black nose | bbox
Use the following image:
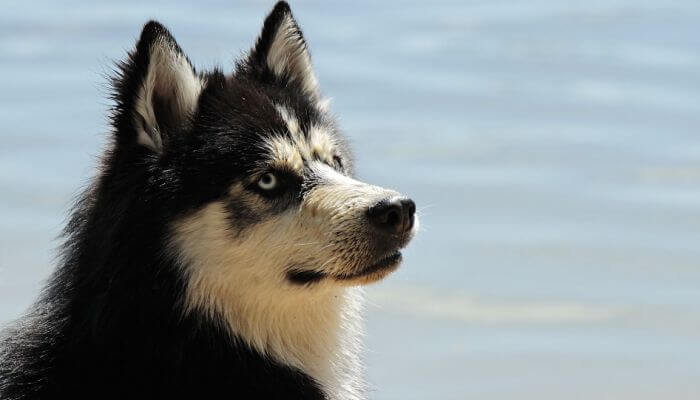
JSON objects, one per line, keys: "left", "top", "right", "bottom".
{"left": 367, "top": 197, "right": 416, "bottom": 235}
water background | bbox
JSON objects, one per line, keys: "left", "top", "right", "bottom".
{"left": 1, "top": 1, "right": 699, "bottom": 398}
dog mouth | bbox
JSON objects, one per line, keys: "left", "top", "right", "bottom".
{"left": 286, "top": 251, "right": 403, "bottom": 286}
{"left": 333, "top": 251, "right": 403, "bottom": 282}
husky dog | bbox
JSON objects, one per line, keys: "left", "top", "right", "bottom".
{"left": 0, "top": 2, "right": 417, "bottom": 399}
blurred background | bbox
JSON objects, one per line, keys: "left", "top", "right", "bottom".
{"left": 1, "top": 0, "right": 699, "bottom": 398}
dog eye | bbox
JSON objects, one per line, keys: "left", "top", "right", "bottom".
{"left": 257, "top": 173, "right": 277, "bottom": 190}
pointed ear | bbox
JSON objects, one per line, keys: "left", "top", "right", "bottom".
{"left": 246, "top": 2, "right": 320, "bottom": 100}
{"left": 113, "top": 21, "right": 203, "bottom": 153}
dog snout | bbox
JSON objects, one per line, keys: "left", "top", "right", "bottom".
{"left": 367, "top": 196, "right": 416, "bottom": 235}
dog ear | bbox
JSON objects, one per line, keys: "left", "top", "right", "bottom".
{"left": 245, "top": 1, "right": 320, "bottom": 100}
{"left": 112, "top": 21, "right": 203, "bottom": 153}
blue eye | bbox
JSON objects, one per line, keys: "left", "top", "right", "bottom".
{"left": 257, "top": 172, "right": 277, "bottom": 190}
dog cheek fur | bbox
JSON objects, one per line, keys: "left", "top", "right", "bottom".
{"left": 169, "top": 199, "right": 367, "bottom": 399}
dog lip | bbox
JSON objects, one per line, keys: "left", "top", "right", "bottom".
{"left": 366, "top": 251, "right": 402, "bottom": 273}
{"left": 287, "top": 268, "right": 327, "bottom": 285}
{"left": 334, "top": 251, "right": 403, "bottom": 280}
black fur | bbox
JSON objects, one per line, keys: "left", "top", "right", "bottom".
{"left": 0, "top": 2, "right": 347, "bottom": 399}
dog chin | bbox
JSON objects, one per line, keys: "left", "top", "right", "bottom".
{"left": 332, "top": 251, "right": 403, "bottom": 286}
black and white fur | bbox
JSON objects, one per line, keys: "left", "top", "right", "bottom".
{"left": 0, "top": 3, "right": 417, "bottom": 399}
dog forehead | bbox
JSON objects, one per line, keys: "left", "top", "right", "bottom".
{"left": 261, "top": 104, "right": 337, "bottom": 173}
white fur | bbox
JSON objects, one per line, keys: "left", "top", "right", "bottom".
{"left": 266, "top": 14, "right": 320, "bottom": 100}
{"left": 170, "top": 198, "right": 367, "bottom": 400}
{"left": 270, "top": 104, "right": 338, "bottom": 168}
{"left": 317, "top": 97, "right": 333, "bottom": 113}
{"left": 134, "top": 39, "right": 203, "bottom": 152}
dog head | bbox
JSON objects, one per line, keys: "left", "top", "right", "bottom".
{"left": 110, "top": 2, "right": 418, "bottom": 308}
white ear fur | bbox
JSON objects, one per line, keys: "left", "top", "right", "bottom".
{"left": 134, "top": 40, "right": 203, "bottom": 152}
{"left": 265, "top": 13, "right": 320, "bottom": 100}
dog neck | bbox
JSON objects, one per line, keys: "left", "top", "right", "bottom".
{"left": 231, "top": 287, "right": 364, "bottom": 400}
{"left": 184, "top": 274, "right": 366, "bottom": 400}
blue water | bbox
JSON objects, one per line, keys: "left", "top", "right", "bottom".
{"left": 1, "top": 1, "right": 699, "bottom": 398}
